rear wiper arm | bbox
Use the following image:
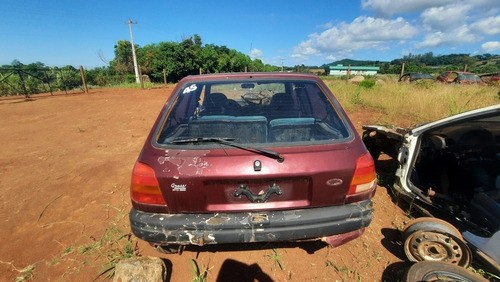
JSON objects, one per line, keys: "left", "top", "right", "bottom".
{"left": 171, "top": 137, "right": 237, "bottom": 144}
{"left": 171, "top": 137, "right": 284, "bottom": 162}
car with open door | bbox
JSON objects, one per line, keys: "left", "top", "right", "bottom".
{"left": 362, "top": 105, "right": 500, "bottom": 275}
{"left": 129, "top": 72, "right": 377, "bottom": 253}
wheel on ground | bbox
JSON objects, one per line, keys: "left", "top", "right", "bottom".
{"left": 404, "top": 230, "right": 472, "bottom": 268}
{"left": 406, "top": 261, "right": 488, "bottom": 282}
{"left": 402, "top": 217, "right": 462, "bottom": 241}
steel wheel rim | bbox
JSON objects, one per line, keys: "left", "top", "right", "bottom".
{"left": 404, "top": 230, "right": 472, "bottom": 267}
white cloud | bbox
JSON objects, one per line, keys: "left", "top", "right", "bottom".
{"left": 291, "top": 39, "right": 319, "bottom": 61}
{"left": 471, "top": 16, "right": 500, "bottom": 35}
{"left": 249, "top": 48, "right": 263, "bottom": 60}
{"left": 291, "top": 0, "right": 500, "bottom": 64}
{"left": 361, "top": 0, "right": 454, "bottom": 16}
{"left": 292, "top": 17, "right": 417, "bottom": 62}
{"left": 420, "top": 4, "right": 471, "bottom": 31}
{"left": 481, "top": 41, "right": 500, "bottom": 52}
{"left": 415, "top": 25, "right": 476, "bottom": 48}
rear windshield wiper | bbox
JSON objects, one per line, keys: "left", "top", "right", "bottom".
{"left": 171, "top": 137, "right": 284, "bottom": 162}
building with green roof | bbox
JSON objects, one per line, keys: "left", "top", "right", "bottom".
{"left": 328, "top": 64, "right": 380, "bottom": 76}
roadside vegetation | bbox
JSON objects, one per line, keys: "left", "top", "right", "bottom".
{"left": 326, "top": 52, "right": 500, "bottom": 75}
{"left": 1, "top": 33, "right": 498, "bottom": 96}
{"left": 326, "top": 75, "right": 499, "bottom": 126}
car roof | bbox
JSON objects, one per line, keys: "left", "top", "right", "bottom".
{"left": 480, "top": 72, "right": 500, "bottom": 76}
{"left": 179, "top": 72, "right": 321, "bottom": 83}
{"left": 445, "top": 71, "right": 475, "bottom": 74}
{"left": 411, "top": 104, "right": 500, "bottom": 136}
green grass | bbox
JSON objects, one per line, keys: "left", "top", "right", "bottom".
{"left": 190, "top": 259, "right": 211, "bottom": 282}
{"left": 0, "top": 261, "right": 36, "bottom": 282}
{"left": 45, "top": 201, "right": 139, "bottom": 280}
{"left": 333, "top": 264, "right": 362, "bottom": 282}
{"left": 265, "top": 248, "right": 285, "bottom": 271}
{"left": 15, "top": 264, "right": 35, "bottom": 282}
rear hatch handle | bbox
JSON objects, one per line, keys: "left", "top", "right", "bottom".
{"left": 234, "top": 183, "right": 282, "bottom": 203}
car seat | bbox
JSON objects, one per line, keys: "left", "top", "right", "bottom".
{"left": 267, "top": 93, "right": 298, "bottom": 120}
{"left": 202, "top": 93, "right": 228, "bottom": 115}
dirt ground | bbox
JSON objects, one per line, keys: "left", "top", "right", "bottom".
{"left": 0, "top": 87, "right": 413, "bottom": 281}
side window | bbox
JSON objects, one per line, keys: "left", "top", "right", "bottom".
{"left": 294, "top": 83, "right": 328, "bottom": 119}
{"left": 157, "top": 84, "right": 204, "bottom": 143}
{"left": 295, "top": 83, "right": 348, "bottom": 137}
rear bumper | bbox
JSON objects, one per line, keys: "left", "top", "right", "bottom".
{"left": 129, "top": 200, "right": 373, "bottom": 246}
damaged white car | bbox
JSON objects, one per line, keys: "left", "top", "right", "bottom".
{"left": 362, "top": 105, "right": 499, "bottom": 276}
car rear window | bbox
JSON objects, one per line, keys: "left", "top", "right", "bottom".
{"left": 156, "top": 79, "right": 350, "bottom": 146}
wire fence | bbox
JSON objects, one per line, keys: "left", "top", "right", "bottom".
{"left": 0, "top": 67, "right": 84, "bottom": 97}
{"left": 0, "top": 67, "right": 138, "bottom": 98}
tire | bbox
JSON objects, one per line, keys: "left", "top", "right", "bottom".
{"left": 403, "top": 217, "right": 462, "bottom": 241}
{"left": 406, "top": 261, "right": 488, "bottom": 282}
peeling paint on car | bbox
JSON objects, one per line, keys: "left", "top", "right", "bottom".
{"left": 158, "top": 150, "right": 211, "bottom": 176}
{"left": 205, "top": 214, "right": 230, "bottom": 225}
{"left": 186, "top": 156, "right": 209, "bottom": 175}
{"left": 130, "top": 73, "right": 376, "bottom": 252}
{"left": 283, "top": 210, "right": 301, "bottom": 221}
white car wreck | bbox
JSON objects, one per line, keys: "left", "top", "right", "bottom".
{"left": 362, "top": 104, "right": 499, "bottom": 277}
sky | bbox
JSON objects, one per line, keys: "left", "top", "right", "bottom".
{"left": 1, "top": 0, "right": 499, "bottom": 68}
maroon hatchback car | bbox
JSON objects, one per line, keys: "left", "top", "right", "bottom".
{"left": 129, "top": 73, "right": 376, "bottom": 253}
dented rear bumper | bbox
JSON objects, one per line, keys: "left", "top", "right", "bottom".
{"left": 129, "top": 200, "right": 373, "bottom": 246}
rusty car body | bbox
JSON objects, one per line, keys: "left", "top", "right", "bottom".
{"left": 362, "top": 105, "right": 500, "bottom": 274}
{"left": 398, "top": 73, "right": 434, "bottom": 83}
{"left": 436, "top": 71, "right": 484, "bottom": 84}
{"left": 480, "top": 72, "right": 500, "bottom": 85}
{"left": 129, "top": 72, "right": 377, "bottom": 253}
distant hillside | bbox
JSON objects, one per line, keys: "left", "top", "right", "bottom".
{"left": 321, "top": 53, "right": 499, "bottom": 74}
{"left": 322, "top": 59, "right": 386, "bottom": 67}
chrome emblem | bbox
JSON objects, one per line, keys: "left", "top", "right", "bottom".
{"left": 326, "top": 178, "right": 343, "bottom": 186}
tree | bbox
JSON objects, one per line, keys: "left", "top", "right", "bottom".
{"left": 109, "top": 34, "right": 282, "bottom": 82}
{"left": 110, "top": 40, "right": 135, "bottom": 73}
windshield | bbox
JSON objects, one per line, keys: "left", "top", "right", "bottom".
{"left": 458, "top": 73, "right": 481, "bottom": 82}
{"left": 156, "top": 79, "right": 350, "bottom": 146}
{"left": 413, "top": 73, "right": 433, "bottom": 80}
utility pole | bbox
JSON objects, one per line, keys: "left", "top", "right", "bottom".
{"left": 127, "top": 18, "right": 140, "bottom": 84}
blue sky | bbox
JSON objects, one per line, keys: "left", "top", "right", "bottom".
{"left": 1, "top": 0, "right": 499, "bottom": 68}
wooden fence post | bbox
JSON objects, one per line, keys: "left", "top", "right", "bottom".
{"left": 400, "top": 63, "right": 405, "bottom": 79}
{"left": 139, "top": 67, "right": 144, "bottom": 89}
{"left": 79, "top": 65, "right": 89, "bottom": 93}
{"left": 17, "top": 69, "right": 29, "bottom": 98}
{"left": 163, "top": 69, "right": 167, "bottom": 84}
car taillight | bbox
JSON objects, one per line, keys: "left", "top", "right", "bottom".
{"left": 130, "top": 161, "right": 166, "bottom": 205}
{"left": 348, "top": 153, "right": 376, "bottom": 195}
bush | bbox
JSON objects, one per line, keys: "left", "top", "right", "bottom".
{"left": 359, "top": 79, "right": 376, "bottom": 89}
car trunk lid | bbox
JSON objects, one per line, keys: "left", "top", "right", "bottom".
{"left": 150, "top": 144, "right": 359, "bottom": 213}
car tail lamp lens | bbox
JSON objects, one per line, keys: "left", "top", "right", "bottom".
{"left": 131, "top": 162, "right": 166, "bottom": 205}
{"left": 348, "top": 153, "right": 376, "bottom": 195}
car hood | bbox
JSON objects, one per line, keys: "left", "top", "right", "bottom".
{"left": 364, "top": 104, "right": 500, "bottom": 141}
